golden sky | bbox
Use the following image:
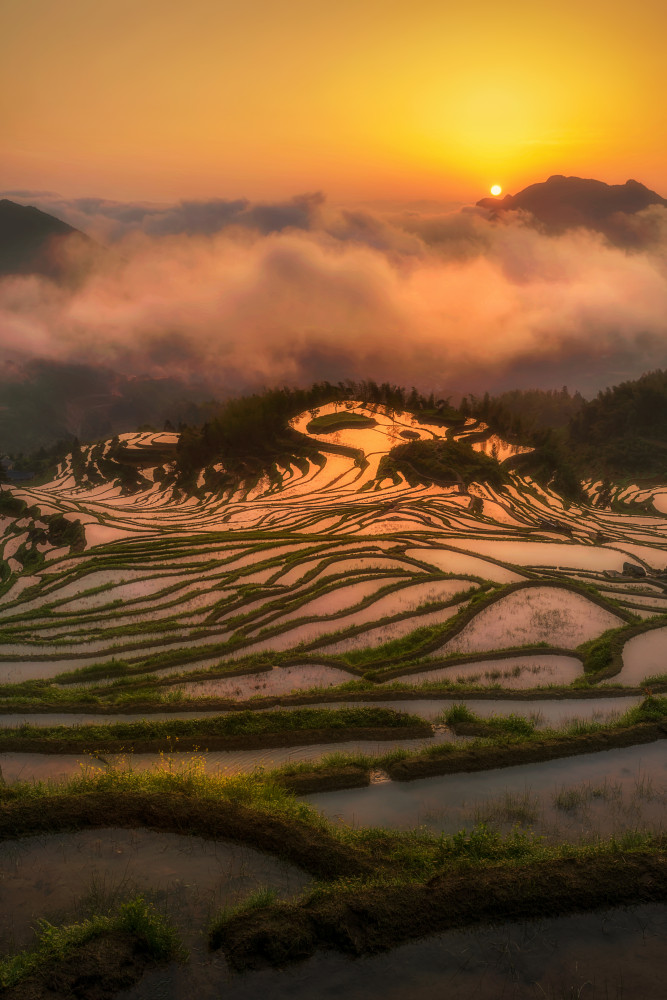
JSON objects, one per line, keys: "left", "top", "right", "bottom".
{"left": 2, "top": 0, "right": 666, "bottom": 202}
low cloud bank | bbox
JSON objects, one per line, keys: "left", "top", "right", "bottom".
{"left": 2, "top": 190, "right": 667, "bottom": 397}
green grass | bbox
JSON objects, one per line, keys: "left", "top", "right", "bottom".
{"left": 473, "top": 790, "right": 541, "bottom": 826}
{"left": 376, "top": 438, "right": 508, "bottom": 489}
{"left": 621, "top": 694, "right": 667, "bottom": 724}
{"left": 578, "top": 629, "right": 618, "bottom": 673}
{"left": 442, "top": 703, "right": 477, "bottom": 725}
{"left": 0, "top": 896, "right": 182, "bottom": 988}
{"left": 0, "top": 706, "right": 429, "bottom": 748}
{"left": 441, "top": 703, "right": 537, "bottom": 737}
{"left": 452, "top": 696, "right": 666, "bottom": 741}
{"left": 0, "top": 756, "right": 327, "bottom": 827}
{"left": 208, "top": 886, "right": 280, "bottom": 941}
{"left": 204, "top": 805, "right": 667, "bottom": 970}
{"left": 306, "top": 412, "right": 377, "bottom": 433}
{"left": 482, "top": 714, "right": 537, "bottom": 738}
{"left": 552, "top": 779, "right": 623, "bottom": 813}
{"left": 263, "top": 695, "right": 667, "bottom": 781}
{"left": 578, "top": 616, "right": 667, "bottom": 677}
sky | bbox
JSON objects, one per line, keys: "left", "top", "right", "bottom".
{"left": 2, "top": 0, "right": 667, "bottom": 405}
{"left": 2, "top": 0, "right": 667, "bottom": 203}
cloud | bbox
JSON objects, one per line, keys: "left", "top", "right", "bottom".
{"left": 1, "top": 192, "right": 667, "bottom": 398}
{"left": 1, "top": 189, "right": 63, "bottom": 199}
{"left": 0, "top": 191, "right": 330, "bottom": 243}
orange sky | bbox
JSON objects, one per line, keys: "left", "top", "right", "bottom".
{"left": 2, "top": 0, "right": 666, "bottom": 203}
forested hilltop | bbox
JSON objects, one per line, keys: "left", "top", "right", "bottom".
{"left": 468, "top": 371, "right": 667, "bottom": 483}
{"left": 568, "top": 370, "right": 667, "bottom": 476}
{"left": 174, "top": 381, "right": 461, "bottom": 489}
{"left": 461, "top": 387, "right": 586, "bottom": 439}
{"left": 172, "top": 371, "right": 667, "bottom": 495}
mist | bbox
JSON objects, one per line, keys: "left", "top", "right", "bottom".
{"left": 2, "top": 191, "right": 667, "bottom": 399}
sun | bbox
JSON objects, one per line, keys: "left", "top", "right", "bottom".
{"left": 490, "top": 184, "right": 502, "bottom": 196}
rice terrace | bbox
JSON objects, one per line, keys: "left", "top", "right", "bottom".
{"left": 0, "top": 382, "right": 665, "bottom": 999}
{"left": 4, "top": 0, "right": 667, "bottom": 990}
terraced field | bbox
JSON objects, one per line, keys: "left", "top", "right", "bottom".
{"left": 1, "top": 401, "right": 666, "bottom": 998}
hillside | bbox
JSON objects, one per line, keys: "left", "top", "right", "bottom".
{"left": 1, "top": 392, "right": 666, "bottom": 994}
{"left": 477, "top": 175, "right": 667, "bottom": 245}
{"left": 474, "top": 371, "right": 667, "bottom": 482}
{"left": 0, "top": 198, "right": 97, "bottom": 279}
{"left": 568, "top": 369, "right": 667, "bottom": 478}
{"left": 0, "top": 360, "right": 218, "bottom": 458}
{"left": 173, "top": 382, "right": 457, "bottom": 489}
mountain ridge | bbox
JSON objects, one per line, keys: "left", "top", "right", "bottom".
{"left": 477, "top": 175, "right": 667, "bottom": 244}
{"left": 0, "top": 197, "right": 97, "bottom": 279}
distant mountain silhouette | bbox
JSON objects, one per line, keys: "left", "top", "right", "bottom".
{"left": 0, "top": 198, "right": 98, "bottom": 280}
{"left": 477, "top": 176, "right": 667, "bottom": 245}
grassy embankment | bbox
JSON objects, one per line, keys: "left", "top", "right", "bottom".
{"left": 1, "top": 698, "right": 664, "bottom": 792}
{"left": 577, "top": 616, "right": 667, "bottom": 679}
{"left": 0, "top": 707, "right": 430, "bottom": 755}
{"left": 209, "top": 700, "right": 667, "bottom": 967}
{"left": 0, "top": 897, "right": 182, "bottom": 996}
{"left": 209, "top": 840, "right": 666, "bottom": 970}
{"left": 1, "top": 753, "right": 663, "bottom": 972}
{"left": 264, "top": 695, "right": 667, "bottom": 788}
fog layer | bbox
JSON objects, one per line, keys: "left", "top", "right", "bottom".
{"left": 2, "top": 191, "right": 667, "bottom": 396}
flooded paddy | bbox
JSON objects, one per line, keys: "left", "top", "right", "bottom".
{"left": 652, "top": 490, "right": 667, "bottom": 513}
{"left": 122, "top": 905, "right": 667, "bottom": 1000}
{"left": 448, "top": 539, "right": 644, "bottom": 572}
{"left": 84, "top": 523, "right": 142, "bottom": 546}
{"left": 405, "top": 547, "right": 523, "bottom": 583}
{"left": 0, "top": 659, "right": 101, "bottom": 684}
{"left": 604, "top": 541, "right": 667, "bottom": 570}
{"left": 435, "top": 587, "right": 623, "bottom": 654}
{"left": 271, "top": 552, "right": 402, "bottom": 587}
{"left": 340, "top": 578, "right": 473, "bottom": 619}
{"left": 56, "top": 574, "right": 198, "bottom": 612}
{"left": 0, "top": 828, "right": 308, "bottom": 952}
{"left": 177, "top": 664, "right": 357, "bottom": 699}
{"left": 306, "top": 740, "right": 667, "bottom": 842}
{"left": 613, "top": 626, "right": 667, "bottom": 685}
{"left": 316, "top": 601, "right": 465, "bottom": 653}
{"left": 370, "top": 694, "right": 641, "bottom": 726}
{"left": 388, "top": 654, "right": 583, "bottom": 688}
{"left": 262, "top": 577, "right": 405, "bottom": 627}
{"left": 0, "top": 576, "right": 41, "bottom": 604}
